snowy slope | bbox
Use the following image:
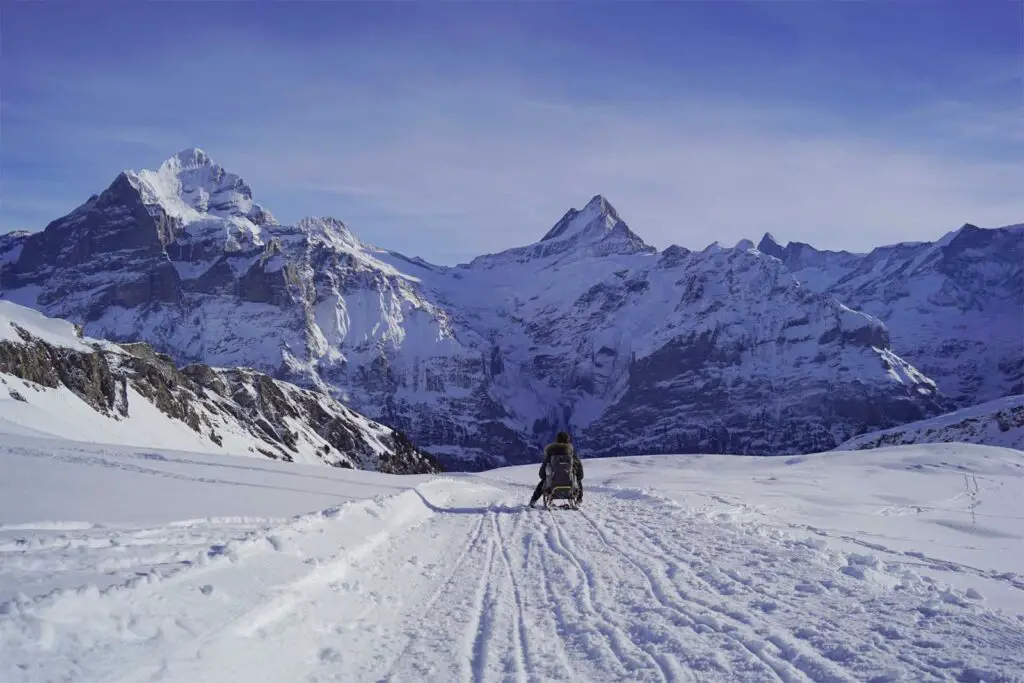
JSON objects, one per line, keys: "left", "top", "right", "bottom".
{"left": 1, "top": 436, "right": 1022, "bottom": 682}
{"left": 837, "top": 394, "right": 1024, "bottom": 452}
{"left": 762, "top": 224, "right": 1024, "bottom": 406}
{"left": 1, "top": 148, "right": 1003, "bottom": 468}
{"left": 0, "top": 301, "right": 440, "bottom": 473}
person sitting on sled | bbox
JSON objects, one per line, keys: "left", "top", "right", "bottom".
{"left": 529, "top": 431, "right": 583, "bottom": 508}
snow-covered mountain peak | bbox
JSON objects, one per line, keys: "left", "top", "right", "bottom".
{"left": 294, "top": 216, "right": 363, "bottom": 251}
{"left": 757, "top": 232, "right": 786, "bottom": 259}
{"left": 125, "top": 147, "right": 276, "bottom": 230}
{"left": 466, "top": 194, "right": 653, "bottom": 268}
{"left": 540, "top": 194, "right": 622, "bottom": 242}
{"left": 734, "top": 238, "right": 755, "bottom": 251}
{"left": 164, "top": 147, "right": 215, "bottom": 172}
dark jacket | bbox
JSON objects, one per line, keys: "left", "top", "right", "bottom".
{"left": 539, "top": 442, "right": 583, "bottom": 482}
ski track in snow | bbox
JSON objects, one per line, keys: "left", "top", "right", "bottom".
{"left": 2, "top": 478, "right": 1023, "bottom": 683}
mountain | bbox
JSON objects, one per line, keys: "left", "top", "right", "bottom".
{"left": 759, "top": 225, "right": 1024, "bottom": 407}
{"left": 0, "top": 300, "right": 441, "bottom": 474}
{"left": 836, "top": 394, "right": 1024, "bottom": 452}
{"left": 431, "top": 236, "right": 945, "bottom": 458}
{"left": 755, "top": 233, "right": 864, "bottom": 291}
{"left": 0, "top": 149, "right": 955, "bottom": 468}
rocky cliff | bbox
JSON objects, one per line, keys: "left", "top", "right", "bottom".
{"left": 836, "top": 395, "right": 1024, "bottom": 453}
{"left": 0, "top": 300, "right": 441, "bottom": 474}
{"left": 759, "top": 224, "right": 1024, "bottom": 406}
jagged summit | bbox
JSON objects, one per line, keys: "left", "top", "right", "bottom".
{"left": 757, "top": 232, "right": 786, "bottom": 259}
{"left": 124, "top": 147, "right": 276, "bottom": 228}
{"left": 531, "top": 194, "right": 651, "bottom": 257}
{"left": 165, "top": 147, "right": 215, "bottom": 171}
{"left": 541, "top": 194, "right": 620, "bottom": 242}
{"left": 465, "top": 194, "right": 652, "bottom": 267}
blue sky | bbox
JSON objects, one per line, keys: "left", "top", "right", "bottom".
{"left": 2, "top": 2, "right": 1022, "bottom": 264}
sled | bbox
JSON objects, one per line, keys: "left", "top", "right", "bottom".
{"left": 542, "top": 484, "right": 580, "bottom": 510}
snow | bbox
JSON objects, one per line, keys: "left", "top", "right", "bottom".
{"left": 124, "top": 147, "right": 275, "bottom": 251}
{"left": 0, "top": 299, "right": 103, "bottom": 351}
{"left": 2, "top": 432, "right": 1022, "bottom": 682}
{"left": 0, "top": 371, "right": 221, "bottom": 452}
{"left": 540, "top": 194, "right": 621, "bottom": 243}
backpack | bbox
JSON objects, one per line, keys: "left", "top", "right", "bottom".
{"left": 545, "top": 444, "right": 577, "bottom": 492}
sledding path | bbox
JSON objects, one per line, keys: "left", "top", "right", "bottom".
{"left": 2, "top": 477, "right": 1022, "bottom": 683}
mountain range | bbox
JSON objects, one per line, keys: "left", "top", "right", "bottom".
{"left": 2, "top": 148, "right": 1020, "bottom": 469}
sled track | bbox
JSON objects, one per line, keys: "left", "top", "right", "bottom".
{"left": 588, "top": 493, "right": 1024, "bottom": 683}
{"left": 574, "top": 505, "right": 796, "bottom": 682}
{"left": 379, "top": 512, "right": 489, "bottom": 680}
{"left": 490, "top": 511, "right": 533, "bottom": 680}
{"left": 544, "top": 505, "right": 673, "bottom": 681}
{"left": 578, "top": 498, "right": 845, "bottom": 682}
{"left": 3, "top": 479, "right": 1023, "bottom": 683}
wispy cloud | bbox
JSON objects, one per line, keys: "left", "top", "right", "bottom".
{"left": 204, "top": 83, "right": 1024, "bottom": 260}
{"left": 2, "top": 2, "right": 1021, "bottom": 264}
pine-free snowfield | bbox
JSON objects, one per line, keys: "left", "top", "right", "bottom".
{"left": 2, "top": 436, "right": 1023, "bottom": 682}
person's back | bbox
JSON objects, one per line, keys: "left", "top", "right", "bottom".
{"left": 544, "top": 439, "right": 576, "bottom": 490}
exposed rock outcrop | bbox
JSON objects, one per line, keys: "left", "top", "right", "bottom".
{"left": 0, "top": 301, "right": 442, "bottom": 474}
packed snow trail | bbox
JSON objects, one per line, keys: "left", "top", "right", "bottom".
{"left": 3, "top": 476, "right": 1022, "bottom": 683}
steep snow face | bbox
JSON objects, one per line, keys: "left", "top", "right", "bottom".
{"left": 127, "top": 147, "right": 276, "bottom": 234}
{"left": 768, "top": 224, "right": 1024, "bottom": 406}
{"left": 0, "top": 301, "right": 441, "bottom": 474}
{"left": 573, "top": 247, "right": 945, "bottom": 456}
{"left": 837, "top": 394, "right": 1024, "bottom": 452}
{"left": 0, "top": 149, "right": 983, "bottom": 469}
